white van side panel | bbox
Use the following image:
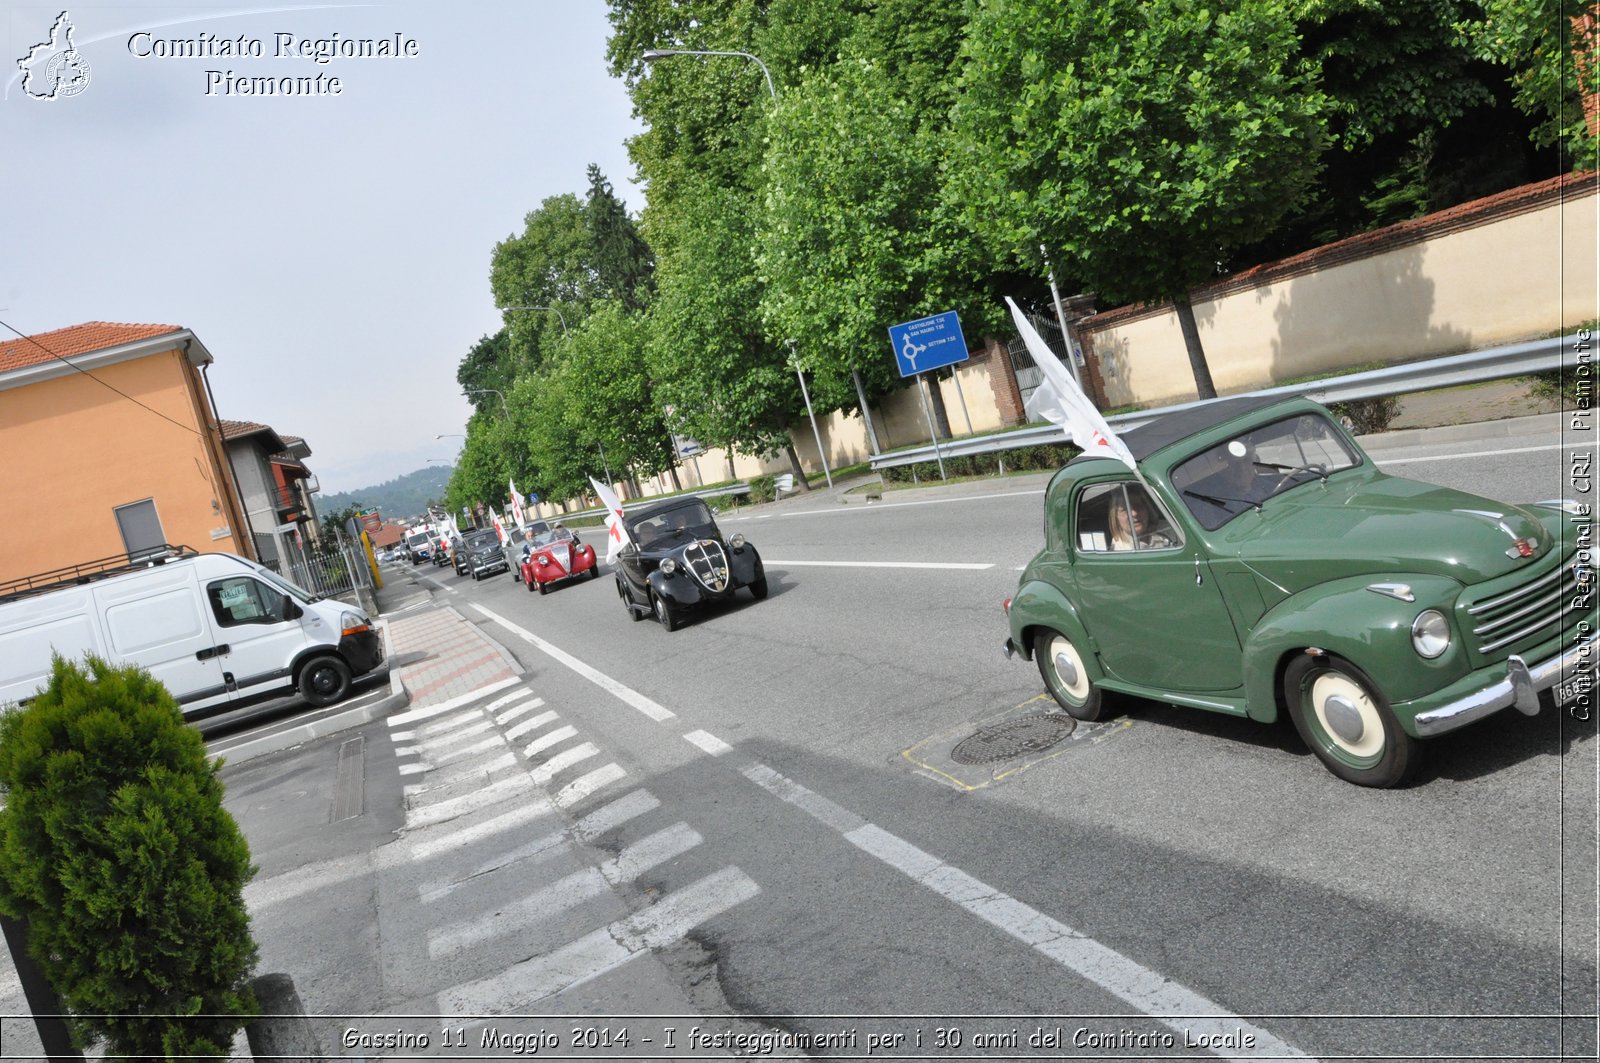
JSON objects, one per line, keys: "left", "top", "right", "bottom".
{"left": 103, "top": 587, "right": 209, "bottom": 655}
{"left": 0, "top": 597, "right": 103, "bottom": 704}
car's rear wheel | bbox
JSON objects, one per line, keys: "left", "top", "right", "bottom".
{"left": 1033, "top": 629, "right": 1106, "bottom": 721}
{"left": 652, "top": 591, "right": 680, "bottom": 632}
{"left": 1282, "top": 653, "right": 1416, "bottom": 788}
{"left": 298, "top": 656, "right": 351, "bottom": 708}
{"left": 536, "top": 576, "right": 546, "bottom": 595}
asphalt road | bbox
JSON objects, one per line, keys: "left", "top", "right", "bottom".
{"left": 370, "top": 415, "right": 1596, "bottom": 1060}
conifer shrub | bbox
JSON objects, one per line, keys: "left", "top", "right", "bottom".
{"left": 0, "top": 656, "right": 258, "bottom": 1060}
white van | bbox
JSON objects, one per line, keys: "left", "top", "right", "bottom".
{"left": 0, "top": 547, "right": 384, "bottom": 718}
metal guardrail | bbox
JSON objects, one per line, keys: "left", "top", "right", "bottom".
{"left": 556, "top": 482, "right": 753, "bottom": 523}
{"left": 869, "top": 333, "right": 1571, "bottom": 471}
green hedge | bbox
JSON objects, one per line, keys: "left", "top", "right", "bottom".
{"left": 0, "top": 657, "right": 259, "bottom": 1059}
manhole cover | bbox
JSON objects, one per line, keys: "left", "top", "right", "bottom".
{"left": 950, "top": 712, "right": 1077, "bottom": 765}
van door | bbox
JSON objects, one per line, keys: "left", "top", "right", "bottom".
{"left": 96, "top": 568, "right": 232, "bottom": 713}
{"left": 202, "top": 574, "right": 311, "bottom": 699}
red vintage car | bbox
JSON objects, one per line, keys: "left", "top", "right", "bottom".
{"left": 521, "top": 525, "right": 598, "bottom": 594}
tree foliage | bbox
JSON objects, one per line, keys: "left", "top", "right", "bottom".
{"left": 0, "top": 657, "right": 258, "bottom": 1060}
{"left": 1467, "top": 0, "right": 1599, "bottom": 170}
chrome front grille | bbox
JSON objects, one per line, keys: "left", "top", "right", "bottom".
{"left": 684, "top": 539, "right": 730, "bottom": 592}
{"left": 1465, "top": 550, "right": 1589, "bottom": 658}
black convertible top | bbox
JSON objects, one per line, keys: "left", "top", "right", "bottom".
{"left": 1101, "top": 394, "right": 1298, "bottom": 462}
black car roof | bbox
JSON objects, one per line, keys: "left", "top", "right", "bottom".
{"left": 625, "top": 496, "right": 709, "bottom": 525}
{"left": 1071, "top": 394, "right": 1300, "bottom": 465}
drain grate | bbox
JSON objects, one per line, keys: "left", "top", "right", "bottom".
{"left": 950, "top": 712, "right": 1076, "bottom": 765}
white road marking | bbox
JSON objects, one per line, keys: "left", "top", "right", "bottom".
{"left": 1376, "top": 443, "right": 1572, "bottom": 465}
{"left": 409, "top": 798, "right": 557, "bottom": 863}
{"left": 554, "top": 763, "right": 627, "bottom": 808}
{"left": 404, "top": 775, "right": 533, "bottom": 830}
{"left": 506, "top": 709, "right": 559, "bottom": 742}
{"left": 431, "top": 734, "right": 504, "bottom": 768}
{"left": 742, "top": 762, "right": 1311, "bottom": 1060}
{"left": 483, "top": 688, "right": 536, "bottom": 715}
{"left": 403, "top": 751, "right": 518, "bottom": 798}
{"left": 529, "top": 742, "right": 599, "bottom": 784}
{"left": 474, "top": 606, "right": 675, "bottom": 721}
{"left": 388, "top": 677, "right": 520, "bottom": 727}
{"left": 765, "top": 559, "right": 994, "bottom": 570}
{"left": 523, "top": 724, "right": 578, "bottom": 757}
{"left": 495, "top": 696, "right": 545, "bottom": 727}
{"left": 465, "top": 607, "right": 1307, "bottom": 1056}
{"left": 683, "top": 729, "right": 733, "bottom": 756}
{"left": 437, "top": 866, "right": 759, "bottom": 1014}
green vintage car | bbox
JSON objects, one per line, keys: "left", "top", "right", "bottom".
{"left": 1004, "top": 395, "right": 1596, "bottom": 787}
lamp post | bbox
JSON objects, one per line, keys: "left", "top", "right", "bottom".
{"left": 465, "top": 388, "right": 508, "bottom": 414}
{"left": 642, "top": 48, "right": 775, "bottom": 101}
{"left": 788, "top": 340, "right": 833, "bottom": 489}
{"left": 496, "top": 304, "right": 569, "bottom": 337}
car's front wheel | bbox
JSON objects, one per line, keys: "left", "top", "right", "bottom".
{"left": 1282, "top": 653, "right": 1417, "bottom": 788}
{"left": 1033, "top": 629, "right": 1107, "bottom": 721}
{"left": 652, "top": 591, "right": 680, "bottom": 632}
{"left": 749, "top": 560, "right": 768, "bottom": 600}
{"left": 298, "top": 656, "right": 351, "bottom": 708}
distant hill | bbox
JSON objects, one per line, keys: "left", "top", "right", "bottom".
{"left": 319, "top": 466, "right": 452, "bottom": 523}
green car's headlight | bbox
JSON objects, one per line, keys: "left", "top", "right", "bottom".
{"left": 1412, "top": 609, "right": 1450, "bottom": 658}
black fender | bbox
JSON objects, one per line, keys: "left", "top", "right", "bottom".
{"left": 650, "top": 567, "right": 704, "bottom": 606}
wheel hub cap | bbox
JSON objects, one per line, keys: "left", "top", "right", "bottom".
{"left": 1323, "top": 694, "right": 1365, "bottom": 743}
{"left": 1053, "top": 651, "right": 1079, "bottom": 687}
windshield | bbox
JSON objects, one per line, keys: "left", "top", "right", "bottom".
{"left": 465, "top": 530, "right": 499, "bottom": 549}
{"left": 532, "top": 527, "right": 576, "bottom": 548}
{"left": 1171, "top": 413, "right": 1361, "bottom": 530}
{"left": 249, "top": 560, "right": 316, "bottom": 604}
{"left": 406, "top": 533, "right": 430, "bottom": 548}
{"left": 629, "top": 500, "right": 718, "bottom": 547}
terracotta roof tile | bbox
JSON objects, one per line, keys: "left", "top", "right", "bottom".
{"left": 0, "top": 321, "right": 183, "bottom": 374}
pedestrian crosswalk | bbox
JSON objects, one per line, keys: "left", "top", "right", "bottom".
{"left": 381, "top": 679, "right": 760, "bottom": 1017}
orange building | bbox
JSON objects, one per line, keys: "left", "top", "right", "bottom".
{"left": 0, "top": 321, "right": 254, "bottom": 582}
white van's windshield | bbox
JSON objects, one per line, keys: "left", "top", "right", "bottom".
{"left": 251, "top": 562, "right": 316, "bottom": 604}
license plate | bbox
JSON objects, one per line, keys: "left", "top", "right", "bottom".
{"left": 1554, "top": 670, "right": 1594, "bottom": 707}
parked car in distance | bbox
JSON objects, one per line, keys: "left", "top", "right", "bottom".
{"left": 506, "top": 520, "right": 551, "bottom": 583}
{"left": 614, "top": 497, "right": 766, "bottom": 630}
{"left": 462, "top": 528, "right": 509, "bottom": 580}
{"left": 1004, "top": 394, "right": 1596, "bottom": 787}
{"left": 521, "top": 524, "right": 597, "bottom": 594}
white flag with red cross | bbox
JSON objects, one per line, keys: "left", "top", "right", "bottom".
{"left": 589, "top": 476, "right": 633, "bottom": 566}
{"left": 509, "top": 480, "right": 527, "bottom": 527}
{"left": 1005, "top": 297, "right": 1137, "bottom": 471}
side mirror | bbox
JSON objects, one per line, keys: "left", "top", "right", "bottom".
{"left": 283, "top": 596, "right": 303, "bottom": 621}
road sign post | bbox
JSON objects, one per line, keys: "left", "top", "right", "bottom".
{"left": 888, "top": 311, "right": 972, "bottom": 482}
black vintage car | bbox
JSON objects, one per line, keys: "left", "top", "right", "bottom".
{"left": 615, "top": 497, "right": 766, "bottom": 631}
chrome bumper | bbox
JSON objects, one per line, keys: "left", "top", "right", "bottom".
{"left": 1412, "top": 632, "right": 1598, "bottom": 738}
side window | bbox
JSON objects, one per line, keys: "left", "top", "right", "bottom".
{"left": 207, "top": 577, "right": 289, "bottom": 627}
{"left": 1076, "top": 482, "right": 1183, "bottom": 554}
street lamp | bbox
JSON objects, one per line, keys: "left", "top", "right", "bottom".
{"left": 641, "top": 48, "right": 775, "bottom": 101}
{"left": 788, "top": 340, "right": 833, "bottom": 489}
{"left": 466, "top": 388, "right": 508, "bottom": 413}
{"left": 496, "top": 304, "right": 569, "bottom": 337}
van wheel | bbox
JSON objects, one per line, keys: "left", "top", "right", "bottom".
{"left": 299, "top": 656, "right": 352, "bottom": 708}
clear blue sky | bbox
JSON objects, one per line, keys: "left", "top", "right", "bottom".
{"left": 1, "top": 1, "right": 643, "bottom": 494}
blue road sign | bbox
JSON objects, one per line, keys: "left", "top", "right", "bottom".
{"left": 888, "top": 310, "right": 970, "bottom": 378}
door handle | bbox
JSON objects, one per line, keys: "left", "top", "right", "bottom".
{"left": 194, "top": 644, "right": 231, "bottom": 661}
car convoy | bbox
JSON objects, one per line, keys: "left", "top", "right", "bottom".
{"left": 6, "top": 394, "right": 1587, "bottom": 787}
